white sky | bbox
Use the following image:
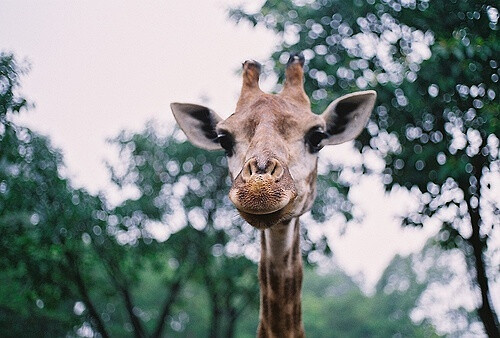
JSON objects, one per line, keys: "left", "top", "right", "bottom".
{"left": 0, "top": 0, "right": 465, "bottom": 294}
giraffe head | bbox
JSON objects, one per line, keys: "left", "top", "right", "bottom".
{"left": 171, "top": 54, "right": 376, "bottom": 229}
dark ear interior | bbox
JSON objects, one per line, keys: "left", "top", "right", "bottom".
{"left": 320, "top": 90, "right": 376, "bottom": 145}
{"left": 182, "top": 104, "right": 218, "bottom": 141}
{"left": 324, "top": 100, "right": 360, "bottom": 136}
{"left": 170, "top": 103, "right": 223, "bottom": 150}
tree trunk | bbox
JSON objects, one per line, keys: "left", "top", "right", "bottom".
{"left": 225, "top": 307, "right": 237, "bottom": 338}
{"left": 204, "top": 273, "right": 222, "bottom": 338}
{"left": 465, "top": 155, "right": 499, "bottom": 338}
{"left": 468, "top": 207, "right": 499, "bottom": 337}
{"left": 208, "top": 296, "right": 222, "bottom": 338}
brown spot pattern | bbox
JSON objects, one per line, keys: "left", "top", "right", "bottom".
{"left": 258, "top": 219, "right": 305, "bottom": 337}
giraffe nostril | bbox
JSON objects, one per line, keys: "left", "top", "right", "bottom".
{"left": 270, "top": 162, "right": 277, "bottom": 176}
{"left": 266, "top": 159, "right": 284, "bottom": 180}
{"left": 271, "top": 160, "right": 284, "bottom": 180}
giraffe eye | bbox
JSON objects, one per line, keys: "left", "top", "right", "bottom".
{"left": 305, "top": 128, "right": 327, "bottom": 153}
{"left": 217, "top": 132, "right": 234, "bottom": 156}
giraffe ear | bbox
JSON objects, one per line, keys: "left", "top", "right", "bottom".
{"left": 170, "top": 103, "right": 223, "bottom": 150}
{"left": 320, "top": 90, "right": 376, "bottom": 145}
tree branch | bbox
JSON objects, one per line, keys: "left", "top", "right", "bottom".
{"left": 91, "top": 242, "right": 147, "bottom": 338}
{"left": 65, "top": 253, "right": 110, "bottom": 338}
{"left": 120, "top": 285, "right": 147, "bottom": 338}
{"left": 151, "top": 276, "right": 184, "bottom": 338}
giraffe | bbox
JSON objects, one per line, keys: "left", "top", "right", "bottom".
{"left": 170, "top": 54, "right": 376, "bottom": 337}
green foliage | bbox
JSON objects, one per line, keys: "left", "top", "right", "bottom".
{"left": 88, "top": 123, "right": 264, "bottom": 337}
{"left": 0, "top": 53, "right": 29, "bottom": 121}
{"left": 1, "top": 52, "right": 81, "bottom": 333}
{"left": 301, "top": 266, "right": 436, "bottom": 337}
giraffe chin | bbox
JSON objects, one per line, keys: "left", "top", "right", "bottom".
{"left": 236, "top": 202, "right": 296, "bottom": 230}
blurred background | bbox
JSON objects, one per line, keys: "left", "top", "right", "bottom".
{"left": 0, "top": 0, "right": 498, "bottom": 337}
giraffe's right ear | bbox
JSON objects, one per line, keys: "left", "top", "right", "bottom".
{"left": 170, "top": 103, "right": 223, "bottom": 151}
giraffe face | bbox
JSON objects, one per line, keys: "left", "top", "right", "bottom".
{"left": 171, "top": 56, "right": 376, "bottom": 229}
{"left": 217, "top": 94, "right": 323, "bottom": 229}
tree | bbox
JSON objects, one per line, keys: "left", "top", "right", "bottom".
{"left": 0, "top": 52, "right": 206, "bottom": 337}
{"left": 107, "top": 123, "right": 262, "bottom": 337}
{"left": 301, "top": 265, "right": 437, "bottom": 337}
{"left": 231, "top": 0, "right": 499, "bottom": 335}
{"left": 0, "top": 52, "right": 112, "bottom": 336}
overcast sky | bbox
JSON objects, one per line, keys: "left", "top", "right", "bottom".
{"left": 0, "top": 0, "right": 444, "bottom": 291}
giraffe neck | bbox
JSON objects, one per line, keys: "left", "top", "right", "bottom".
{"left": 258, "top": 218, "right": 304, "bottom": 338}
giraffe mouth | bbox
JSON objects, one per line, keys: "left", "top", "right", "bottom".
{"left": 229, "top": 185, "right": 297, "bottom": 215}
{"left": 230, "top": 186, "right": 298, "bottom": 229}
{"left": 236, "top": 204, "right": 295, "bottom": 229}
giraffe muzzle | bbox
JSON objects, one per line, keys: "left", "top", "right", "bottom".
{"left": 229, "top": 157, "right": 297, "bottom": 228}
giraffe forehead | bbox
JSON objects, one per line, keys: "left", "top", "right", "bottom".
{"left": 223, "top": 95, "right": 318, "bottom": 139}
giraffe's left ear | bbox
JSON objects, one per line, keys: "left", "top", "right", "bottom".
{"left": 320, "top": 90, "right": 376, "bottom": 145}
{"left": 170, "top": 103, "right": 223, "bottom": 151}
